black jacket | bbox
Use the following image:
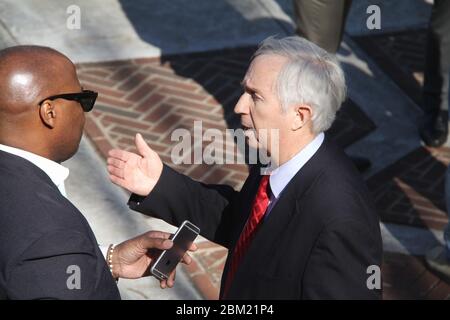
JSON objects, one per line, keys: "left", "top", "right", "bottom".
{"left": 0, "top": 150, "right": 120, "bottom": 300}
{"left": 129, "top": 136, "right": 383, "bottom": 299}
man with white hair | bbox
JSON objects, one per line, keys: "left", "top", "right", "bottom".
{"left": 107, "top": 36, "right": 383, "bottom": 299}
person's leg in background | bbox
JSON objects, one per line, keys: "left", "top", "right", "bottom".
{"left": 293, "top": 0, "right": 371, "bottom": 172}
{"left": 294, "top": 0, "right": 352, "bottom": 54}
{"left": 420, "top": 0, "right": 450, "bottom": 147}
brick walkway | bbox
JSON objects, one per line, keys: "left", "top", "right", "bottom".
{"left": 356, "top": 28, "right": 449, "bottom": 230}
{"left": 354, "top": 29, "right": 426, "bottom": 107}
{"left": 77, "top": 38, "right": 450, "bottom": 299}
{"left": 383, "top": 252, "right": 450, "bottom": 299}
{"left": 77, "top": 47, "right": 374, "bottom": 189}
{"left": 355, "top": 28, "right": 450, "bottom": 299}
{"left": 368, "top": 146, "right": 449, "bottom": 230}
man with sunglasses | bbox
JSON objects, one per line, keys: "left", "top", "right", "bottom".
{"left": 0, "top": 45, "right": 194, "bottom": 299}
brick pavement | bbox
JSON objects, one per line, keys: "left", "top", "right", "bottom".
{"left": 356, "top": 28, "right": 449, "bottom": 230}
{"left": 382, "top": 252, "right": 450, "bottom": 300}
{"left": 368, "top": 146, "right": 449, "bottom": 230}
{"left": 76, "top": 41, "right": 449, "bottom": 299}
{"left": 354, "top": 28, "right": 450, "bottom": 299}
{"left": 354, "top": 29, "right": 426, "bottom": 109}
{"left": 77, "top": 47, "right": 374, "bottom": 189}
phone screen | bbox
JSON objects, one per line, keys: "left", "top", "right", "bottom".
{"left": 150, "top": 221, "right": 199, "bottom": 280}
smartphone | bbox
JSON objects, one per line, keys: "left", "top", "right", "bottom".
{"left": 150, "top": 220, "right": 200, "bottom": 281}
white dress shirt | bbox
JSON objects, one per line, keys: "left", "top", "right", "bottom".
{"left": 0, "top": 143, "right": 69, "bottom": 197}
{"left": 266, "top": 132, "right": 324, "bottom": 215}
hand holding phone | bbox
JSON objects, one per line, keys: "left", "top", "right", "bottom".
{"left": 150, "top": 220, "right": 200, "bottom": 281}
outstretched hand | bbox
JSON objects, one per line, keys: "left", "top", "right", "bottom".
{"left": 107, "top": 133, "right": 163, "bottom": 196}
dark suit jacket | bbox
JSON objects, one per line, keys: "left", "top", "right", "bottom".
{"left": 129, "top": 136, "right": 383, "bottom": 299}
{"left": 0, "top": 150, "right": 120, "bottom": 300}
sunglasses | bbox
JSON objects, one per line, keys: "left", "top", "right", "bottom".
{"left": 38, "top": 90, "right": 98, "bottom": 112}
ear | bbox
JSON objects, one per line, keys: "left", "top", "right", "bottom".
{"left": 39, "top": 100, "right": 57, "bottom": 129}
{"left": 291, "top": 104, "right": 312, "bottom": 131}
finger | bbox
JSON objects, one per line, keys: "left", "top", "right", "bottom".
{"left": 109, "top": 174, "right": 128, "bottom": 189}
{"left": 160, "top": 279, "right": 167, "bottom": 289}
{"left": 189, "top": 243, "right": 198, "bottom": 252}
{"left": 107, "top": 165, "right": 124, "bottom": 179}
{"left": 167, "top": 270, "right": 176, "bottom": 288}
{"left": 140, "top": 236, "right": 173, "bottom": 251}
{"left": 181, "top": 252, "right": 192, "bottom": 265}
{"left": 135, "top": 133, "right": 153, "bottom": 158}
{"left": 107, "top": 157, "right": 125, "bottom": 169}
{"left": 145, "top": 231, "right": 172, "bottom": 240}
{"left": 108, "top": 149, "right": 135, "bottom": 161}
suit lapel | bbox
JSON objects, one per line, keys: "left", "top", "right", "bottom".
{"left": 238, "top": 137, "right": 331, "bottom": 263}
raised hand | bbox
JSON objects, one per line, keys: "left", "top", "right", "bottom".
{"left": 107, "top": 133, "right": 163, "bottom": 196}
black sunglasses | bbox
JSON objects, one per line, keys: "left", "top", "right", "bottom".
{"left": 38, "top": 90, "right": 98, "bottom": 112}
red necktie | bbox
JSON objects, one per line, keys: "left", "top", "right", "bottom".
{"left": 222, "top": 175, "right": 270, "bottom": 298}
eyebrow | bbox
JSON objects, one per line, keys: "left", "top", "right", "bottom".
{"left": 241, "top": 79, "right": 263, "bottom": 96}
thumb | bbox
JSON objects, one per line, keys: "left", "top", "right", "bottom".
{"left": 140, "top": 236, "right": 173, "bottom": 251}
{"left": 135, "top": 133, "right": 153, "bottom": 158}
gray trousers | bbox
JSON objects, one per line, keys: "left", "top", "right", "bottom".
{"left": 423, "top": 0, "right": 450, "bottom": 119}
{"left": 293, "top": 0, "right": 352, "bottom": 54}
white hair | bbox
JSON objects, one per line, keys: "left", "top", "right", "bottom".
{"left": 252, "top": 36, "right": 347, "bottom": 134}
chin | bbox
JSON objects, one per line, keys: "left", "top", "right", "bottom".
{"left": 58, "top": 144, "right": 80, "bottom": 163}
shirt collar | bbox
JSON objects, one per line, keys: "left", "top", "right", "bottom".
{"left": 0, "top": 143, "right": 70, "bottom": 196}
{"left": 269, "top": 132, "right": 324, "bottom": 199}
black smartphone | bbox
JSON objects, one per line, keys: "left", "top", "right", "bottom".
{"left": 150, "top": 220, "right": 200, "bottom": 280}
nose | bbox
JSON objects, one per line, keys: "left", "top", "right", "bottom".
{"left": 234, "top": 93, "right": 250, "bottom": 115}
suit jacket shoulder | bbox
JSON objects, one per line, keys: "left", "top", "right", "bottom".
{"left": 289, "top": 137, "right": 379, "bottom": 229}
{"left": 0, "top": 151, "right": 120, "bottom": 300}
